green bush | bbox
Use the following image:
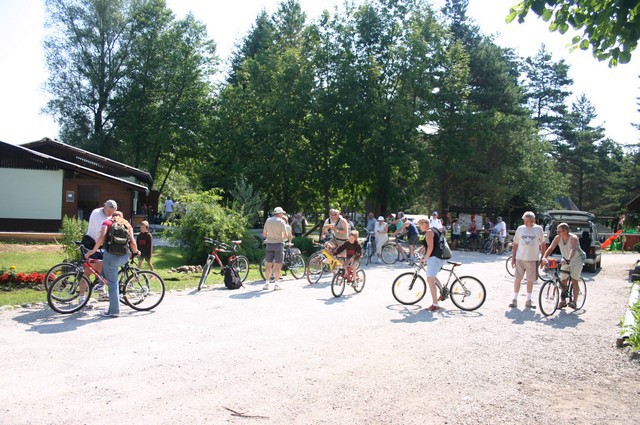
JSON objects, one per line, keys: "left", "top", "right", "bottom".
{"left": 60, "top": 216, "right": 88, "bottom": 261}
{"left": 293, "top": 236, "right": 317, "bottom": 256}
{"left": 167, "top": 189, "right": 248, "bottom": 264}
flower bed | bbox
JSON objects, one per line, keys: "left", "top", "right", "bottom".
{"left": 0, "top": 266, "right": 46, "bottom": 290}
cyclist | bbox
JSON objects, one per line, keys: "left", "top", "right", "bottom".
{"left": 334, "top": 230, "right": 362, "bottom": 281}
{"left": 322, "top": 209, "right": 349, "bottom": 248}
{"left": 493, "top": 216, "right": 507, "bottom": 253}
{"left": 416, "top": 218, "right": 446, "bottom": 311}
{"left": 541, "top": 222, "right": 586, "bottom": 309}
{"left": 393, "top": 215, "right": 420, "bottom": 264}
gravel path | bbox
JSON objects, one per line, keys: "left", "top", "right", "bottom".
{"left": 1, "top": 252, "right": 639, "bottom": 424}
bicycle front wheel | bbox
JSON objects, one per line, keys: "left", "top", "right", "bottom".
{"left": 45, "top": 262, "right": 78, "bottom": 291}
{"left": 353, "top": 269, "right": 366, "bottom": 293}
{"left": 288, "top": 254, "right": 306, "bottom": 279}
{"left": 381, "top": 244, "right": 398, "bottom": 264}
{"left": 569, "top": 277, "right": 587, "bottom": 310}
{"left": 48, "top": 272, "right": 91, "bottom": 314}
{"left": 392, "top": 272, "right": 427, "bottom": 305}
{"left": 483, "top": 240, "right": 493, "bottom": 254}
{"left": 306, "top": 253, "right": 325, "bottom": 284}
{"left": 331, "top": 271, "right": 346, "bottom": 297}
{"left": 231, "top": 256, "right": 250, "bottom": 283}
{"left": 450, "top": 276, "right": 486, "bottom": 311}
{"left": 259, "top": 257, "right": 269, "bottom": 281}
{"left": 539, "top": 280, "right": 560, "bottom": 316}
{"left": 198, "top": 256, "right": 213, "bottom": 290}
{"left": 123, "top": 270, "right": 165, "bottom": 311}
{"left": 505, "top": 256, "right": 515, "bottom": 277}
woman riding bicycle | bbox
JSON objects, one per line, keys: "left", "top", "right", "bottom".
{"left": 541, "top": 222, "right": 586, "bottom": 309}
{"left": 416, "top": 218, "right": 446, "bottom": 311}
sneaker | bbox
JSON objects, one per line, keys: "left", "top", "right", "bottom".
{"left": 427, "top": 304, "right": 440, "bottom": 312}
{"left": 100, "top": 311, "right": 119, "bottom": 318}
{"left": 78, "top": 295, "right": 86, "bottom": 305}
{"left": 97, "top": 293, "right": 109, "bottom": 302}
{"left": 263, "top": 283, "right": 270, "bottom": 290}
{"left": 274, "top": 283, "right": 281, "bottom": 290}
{"left": 525, "top": 300, "right": 536, "bottom": 309}
{"left": 93, "top": 282, "right": 104, "bottom": 292}
{"left": 508, "top": 299, "right": 517, "bottom": 308}
{"left": 567, "top": 301, "right": 577, "bottom": 309}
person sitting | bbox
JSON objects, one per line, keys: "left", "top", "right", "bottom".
{"left": 334, "top": 230, "right": 362, "bottom": 281}
{"left": 579, "top": 230, "right": 592, "bottom": 256}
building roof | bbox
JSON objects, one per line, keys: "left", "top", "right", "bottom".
{"left": 22, "top": 138, "right": 153, "bottom": 185}
{"left": 0, "top": 140, "right": 149, "bottom": 193}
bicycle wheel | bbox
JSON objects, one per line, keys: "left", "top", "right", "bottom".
{"left": 331, "top": 271, "right": 346, "bottom": 297}
{"left": 505, "top": 256, "right": 515, "bottom": 277}
{"left": 569, "top": 277, "right": 587, "bottom": 310}
{"left": 198, "top": 256, "right": 213, "bottom": 290}
{"left": 288, "top": 253, "right": 306, "bottom": 279}
{"left": 353, "top": 269, "right": 366, "bottom": 293}
{"left": 449, "top": 276, "right": 486, "bottom": 311}
{"left": 258, "top": 257, "right": 269, "bottom": 281}
{"left": 381, "top": 244, "right": 398, "bottom": 264}
{"left": 483, "top": 239, "right": 493, "bottom": 254}
{"left": 44, "top": 262, "right": 78, "bottom": 291}
{"left": 391, "top": 272, "right": 427, "bottom": 305}
{"left": 306, "top": 253, "right": 325, "bottom": 284}
{"left": 538, "top": 280, "right": 560, "bottom": 316}
{"left": 122, "top": 270, "right": 165, "bottom": 311}
{"left": 48, "top": 272, "right": 91, "bottom": 314}
{"left": 231, "top": 256, "right": 250, "bottom": 283}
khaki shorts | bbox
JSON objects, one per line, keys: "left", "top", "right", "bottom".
{"left": 561, "top": 260, "right": 583, "bottom": 280}
{"left": 515, "top": 260, "right": 538, "bottom": 282}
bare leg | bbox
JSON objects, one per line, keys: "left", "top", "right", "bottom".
{"left": 427, "top": 276, "right": 440, "bottom": 305}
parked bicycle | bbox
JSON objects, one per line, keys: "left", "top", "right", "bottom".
{"left": 381, "top": 236, "right": 423, "bottom": 265}
{"left": 259, "top": 244, "right": 306, "bottom": 280}
{"left": 391, "top": 261, "right": 486, "bottom": 311}
{"left": 47, "top": 241, "right": 165, "bottom": 314}
{"left": 331, "top": 260, "right": 366, "bottom": 297}
{"left": 361, "top": 230, "right": 375, "bottom": 266}
{"left": 483, "top": 232, "right": 503, "bottom": 254}
{"left": 538, "top": 257, "right": 587, "bottom": 316}
{"left": 306, "top": 240, "right": 347, "bottom": 284}
{"left": 45, "top": 259, "right": 84, "bottom": 290}
{"left": 198, "top": 239, "right": 249, "bottom": 291}
{"left": 505, "top": 255, "right": 553, "bottom": 280}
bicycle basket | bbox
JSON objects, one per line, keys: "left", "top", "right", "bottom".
{"left": 546, "top": 258, "right": 558, "bottom": 269}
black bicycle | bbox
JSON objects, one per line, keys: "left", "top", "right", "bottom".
{"left": 259, "top": 244, "right": 306, "bottom": 280}
{"left": 538, "top": 257, "right": 587, "bottom": 316}
{"left": 361, "top": 230, "right": 375, "bottom": 266}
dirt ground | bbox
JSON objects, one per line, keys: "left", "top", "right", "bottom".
{"left": 0, "top": 243, "right": 62, "bottom": 254}
{"left": 1, "top": 251, "right": 639, "bottom": 424}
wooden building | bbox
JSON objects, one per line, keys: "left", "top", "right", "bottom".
{"left": 0, "top": 138, "right": 152, "bottom": 232}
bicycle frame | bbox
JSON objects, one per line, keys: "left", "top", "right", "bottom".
{"left": 205, "top": 239, "right": 239, "bottom": 269}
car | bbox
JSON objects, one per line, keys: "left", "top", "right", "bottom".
{"left": 542, "top": 210, "right": 602, "bottom": 273}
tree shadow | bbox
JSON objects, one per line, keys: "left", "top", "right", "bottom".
{"left": 12, "top": 306, "right": 129, "bottom": 334}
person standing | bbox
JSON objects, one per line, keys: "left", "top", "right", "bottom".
{"left": 493, "top": 216, "right": 507, "bottom": 253}
{"left": 541, "top": 223, "right": 586, "bottom": 309}
{"left": 164, "top": 197, "right": 174, "bottom": 221}
{"left": 417, "top": 218, "right": 446, "bottom": 311}
{"left": 136, "top": 220, "right": 155, "bottom": 271}
{"left": 451, "top": 219, "right": 461, "bottom": 250}
{"left": 82, "top": 199, "right": 117, "bottom": 300}
{"left": 510, "top": 211, "right": 546, "bottom": 309}
{"left": 374, "top": 216, "right": 388, "bottom": 263}
{"left": 291, "top": 213, "right": 307, "bottom": 238}
{"left": 85, "top": 211, "right": 139, "bottom": 318}
{"left": 430, "top": 211, "right": 444, "bottom": 232}
{"left": 263, "top": 207, "right": 288, "bottom": 290}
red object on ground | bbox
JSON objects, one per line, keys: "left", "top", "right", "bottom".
{"left": 601, "top": 229, "right": 623, "bottom": 249}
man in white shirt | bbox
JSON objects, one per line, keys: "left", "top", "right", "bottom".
{"left": 493, "top": 216, "right": 507, "bottom": 253}
{"left": 430, "top": 211, "right": 444, "bottom": 232}
{"left": 164, "top": 197, "right": 174, "bottom": 221}
{"left": 510, "top": 211, "right": 546, "bottom": 309}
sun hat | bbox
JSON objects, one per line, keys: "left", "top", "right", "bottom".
{"left": 432, "top": 211, "right": 438, "bottom": 216}
{"left": 273, "top": 206, "right": 286, "bottom": 215}
{"left": 522, "top": 211, "right": 536, "bottom": 219}
{"left": 104, "top": 199, "right": 118, "bottom": 209}
{"left": 377, "top": 216, "right": 384, "bottom": 221}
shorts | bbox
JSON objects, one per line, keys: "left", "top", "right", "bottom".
{"left": 515, "top": 260, "right": 537, "bottom": 282}
{"left": 81, "top": 235, "right": 103, "bottom": 259}
{"left": 561, "top": 258, "right": 584, "bottom": 280}
{"left": 451, "top": 234, "right": 461, "bottom": 240}
{"left": 265, "top": 243, "right": 284, "bottom": 264}
{"left": 407, "top": 234, "right": 420, "bottom": 246}
{"left": 426, "top": 256, "right": 445, "bottom": 277}
{"left": 469, "top": 233, "right": 479, "bottom": 240}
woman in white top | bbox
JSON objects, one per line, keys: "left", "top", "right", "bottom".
{"left": 541, "top": 222, "right": 586, "bottom": 309}
{"left": 374, "top": 216, "right": 389, "bottom": 263}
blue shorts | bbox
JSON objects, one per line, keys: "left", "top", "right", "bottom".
{"left": 265, "top": 243, "right": 284, "bottom": 264}
{"left": 426, "top": 256, "right": 446, "bottom": 277}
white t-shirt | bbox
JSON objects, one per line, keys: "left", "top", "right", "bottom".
{"left": 86, "top": 207, "right": 108, "bottom": 241}
{"left": 493, "top": 221, "right": 507, "bottom": 237}
{"left": 430, "top": 217, "right": 444, "bottom": 232}
{"left": 164, "top": 199, "right": 174, "bottom": 213}
{"left": 514, "top": 224, "right": 544, "bottom": 261}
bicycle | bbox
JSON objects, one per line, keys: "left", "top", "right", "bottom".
{"left": 331, "top": 260, "right": 366, "bottom": 297}
{"left": 538, "top": 257, "right": 587, "bottom": 317}
{"left": 483, "top": 233, "right": 503, "bottom": 254}
{"left": 306, "top": 240, "right": 345, "bottom": 284}
{"left": 361, "top": 230, "right": 375, "bottom": 266}
{"left": 259, "top": 244, "right": 306, "bottom": 280}
{"left": 198, "top": 238, "right": 249, "bottom": 291}
{"left": 47, "top": 241, "right": 165, "bottom": 314}
{"left": 44, "top": 259, "right": 84, "bottom": 291}
{"left": 391, "top": 261, "right": 486, "bottom": 311}
{"left": 505, "top": 255, "right": 553, "bottom": 280}
{"left": 381, "top": 236, "right": 422, "bottom": 265}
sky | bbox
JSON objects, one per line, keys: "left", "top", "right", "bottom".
{"left": 0, "top": 0, "right": 638, "bottom": 146}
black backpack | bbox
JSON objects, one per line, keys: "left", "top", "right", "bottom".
{"left": 224, "top": 267, "right": 243, "bottom": 289}
{"left": 106, "top": 222, "right": 130, "bottom": 256}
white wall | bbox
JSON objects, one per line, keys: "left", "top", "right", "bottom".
{"left": 0, "top": 168, "right": 63, "bottom": 219}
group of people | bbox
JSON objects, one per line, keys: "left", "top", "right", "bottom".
{"left": 80, "top": 200, "right": 156, "bottom": 317}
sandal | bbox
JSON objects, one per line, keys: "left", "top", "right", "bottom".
{"left": 568, "top": 301, "right": 577, "bottom": 309}
{"left": 427, "top": 304, "right": 440, "bottom": 312}
{"left": 558, "top": 300, "right": 567, "bottom": 309}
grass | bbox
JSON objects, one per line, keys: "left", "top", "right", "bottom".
{"left": 0, "top": 244, "right": 263, "bottom": 307}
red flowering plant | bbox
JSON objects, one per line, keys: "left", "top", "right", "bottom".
{"left": 0, "top": 265, "right": 46, "bottom": 290}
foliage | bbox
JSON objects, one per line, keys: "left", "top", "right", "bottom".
{"left": 229, "top": 175, "right": 266, "bottom": 228}
{"left": 625, "top": 282, "right": 640, "bottom": 351}
{"left": 507, "top": 0, "right": 640, "bottom": 66}
{"left": 166, "top": 189, "right": 248, "bottom": 263}
{"left": 292, "top": 236, "right": 317, "bottom": 256}
{"left": 60, "top": 216, "right": 88, "bottom": 261}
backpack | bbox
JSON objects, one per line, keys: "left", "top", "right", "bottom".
{"left": 106, "top": 222, "right": 130, "bottom": 256}
{"left": 224, "top": 267, "right": 243, "bottom": 289}
{"left": 433, "top": 228, "right": 452, "bottom": 260}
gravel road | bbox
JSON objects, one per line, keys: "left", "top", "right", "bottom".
{"left": 1, "top": 252, "right": 639, "bottom": 424}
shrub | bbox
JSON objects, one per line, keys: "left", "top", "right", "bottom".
{"left": 293, "top": 236, "right": 316, "bottom": 256}
{"left": 60, "top": 216, "right": 88, "bottom": 261}
{"left": 167, "top": 189, "right": 248, "bottom": 264}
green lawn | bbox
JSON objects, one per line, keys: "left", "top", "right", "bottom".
{"left": 0, "top": 245, "right": 263, "bottom": 307}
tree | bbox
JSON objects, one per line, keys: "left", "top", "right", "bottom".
{"left": 507, "top": 0, "right": 640, "bottom": 66}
